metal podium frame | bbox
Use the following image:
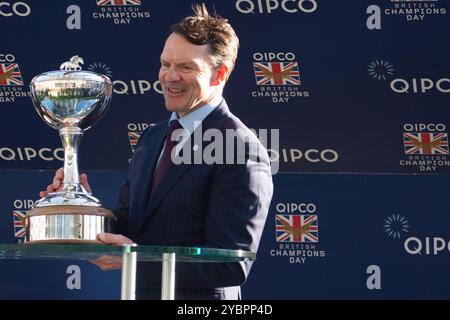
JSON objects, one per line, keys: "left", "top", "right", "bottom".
{"left": 0, "top": 243, "right": 256, "bottom": 300}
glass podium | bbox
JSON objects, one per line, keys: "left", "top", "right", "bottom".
{"left": 0, "top": 243, "right": 256, "bottom": 300}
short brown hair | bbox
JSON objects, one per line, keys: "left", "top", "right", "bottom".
{"left": 170, "top": 3, "right": 239, "bottom": 76}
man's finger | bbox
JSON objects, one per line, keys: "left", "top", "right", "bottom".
{"left": 80, "top": 173, "right": 92, "bottom": 193}
{"left": 52, "top": 177, "right": 61, "bottom": 189}
{"left": 53, "top": 169, "right": 63, "bottom": 188}
{"left": 55, "top": 167, "right": 64, "bottom": 178}
{"left": 97, "top": 233, "right": 134, "bottom": 245}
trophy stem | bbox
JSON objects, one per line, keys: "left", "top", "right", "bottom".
{"left": 59, "top": 126, "right": 83, "bottom": 193}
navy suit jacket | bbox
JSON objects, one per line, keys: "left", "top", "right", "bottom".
{"left": 114, "top": 100, "right": 273, "bottom": 299}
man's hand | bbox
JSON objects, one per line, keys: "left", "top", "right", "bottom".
{"left": 97, "top": 233, "right": 134, "bottom": 246}
{"left": 89, "top": 233, "right": 135, "bottom": 271}
{"left": 39, "top": 167, "right": 92, "bottom": 198}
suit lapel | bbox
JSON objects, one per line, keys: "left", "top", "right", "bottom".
{"left": 132, "top": 100, "right": 231, "bottom": 237}
{"left": 133, "top": 136, "right": 195, "bottom": 236}
{"left": 128, "top": 123, "right": 166, "bottom": 235}
{"left": 144, "top": 153, "right": 193, "bottom": 218}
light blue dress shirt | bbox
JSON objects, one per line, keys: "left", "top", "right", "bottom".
{"left": 156, "top": 94, "right": 223, "bottom": 166}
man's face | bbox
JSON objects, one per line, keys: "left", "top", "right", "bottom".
{"left": 159, "top": 33, "right": 219, "bottom": 117}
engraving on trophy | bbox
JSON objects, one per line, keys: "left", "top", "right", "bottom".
{"left": 26, "top": 56, "right": 116, "bottom": 244}
{"left": 72, "top": 219, "right": 82, "bottom": 239}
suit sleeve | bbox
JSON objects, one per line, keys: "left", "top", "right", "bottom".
{"left": 113, "top": 177, "right": 130, "bottom": 235}
{"left": 112, "top": 126, "right": 153, "bottom": 235}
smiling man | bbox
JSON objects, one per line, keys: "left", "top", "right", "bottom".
{"left": 159, "top": 32, "right": 228, "bottom": 117}
{"left": 42, "top": 3, "right": 273, "bottom": 300}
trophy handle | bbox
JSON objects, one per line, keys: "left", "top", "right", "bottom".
{"left": 59, "top": 126, "right": 84, "bottom": 193}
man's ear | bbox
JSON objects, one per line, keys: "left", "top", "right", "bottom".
{"left": 211, "top": 64, "right": 229, "bottom": 86}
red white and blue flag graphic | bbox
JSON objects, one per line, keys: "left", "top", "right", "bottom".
{"left": 254, "top": 62, "right": 300, "bottom": 85}
{"left": 13, "top": 210, "right": 27, "bottom": 238}
{"left": 403, "top": 132, "right": 449, "bottom": 155}
{"left": 97, "top": 0, "right": 141, "bottom": 6}
{"left": 128, "top": 131, "right": 141, "bottom": 152}
{"left": 0, "top": 63, "right": 24, "bottom": 86}
{"left": 276, "top": 215, "right": 318, "bottom": 242}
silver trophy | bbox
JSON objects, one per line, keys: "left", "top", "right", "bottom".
{"left": 26, "top": 55, "right": 116, "bottom": 243}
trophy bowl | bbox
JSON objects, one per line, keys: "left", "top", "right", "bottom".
{"left": 30, "top": 70, "right": 112, "bottom": 131}
{"left": 25, "top": 56, "right": 116, "bottom": 244}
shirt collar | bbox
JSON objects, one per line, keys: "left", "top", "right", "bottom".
{"left": 169, "top": 95, "right": 222, "bottom": 135}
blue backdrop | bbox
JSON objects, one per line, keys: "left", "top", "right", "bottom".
{"left": 0, "top": 0, "right": 449, "bottom": 299}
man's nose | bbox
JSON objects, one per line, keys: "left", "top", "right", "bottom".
{"left": 164, "top": 66, "right": 181, "bottom": 82}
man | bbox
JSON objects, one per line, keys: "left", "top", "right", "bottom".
{"left": 41, "top": 4, "right": 273, "bottom": 300}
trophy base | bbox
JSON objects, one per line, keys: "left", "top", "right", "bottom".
{"left": 25, "top": 205, "right": 116, "bottom": 244}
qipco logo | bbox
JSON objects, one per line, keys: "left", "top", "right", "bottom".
{"left": 403, "top": 123, "right": 446, "bottom": 132}
{"left": 276, "top": 202, "right": 317, "bottom": 214}
{"left": 0, "top": 53, "right": 16, "bottom": 62}
{"left": 0, "top": 147, "right": 64, "bottom": 161}
{"left": 253, "top": 52, "right": 296, "bottom": 62}
{"left": 13, "top": 199, "right": 35, "bottom": 210}
{"left": 391, "top": 78, "right": 450, "bottom": 94}
{"left": 404, "top": 237, "right": 450, "bottom": 256}
{"left": 236, "top": 0, "right": 317, "bottom": 14}
{"left": 268, "top": 148, "right": 339, "bottom": 163}
{"left": 0, "top": 2, "right": 31, "bottom": 17}
{"left": 113, "top": 80, "right": 162, "bottom": 95}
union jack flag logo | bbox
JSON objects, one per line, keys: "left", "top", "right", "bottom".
{"left": 96, "top": 0, "right": 141, "bottom": 6}
{"left": 0, "top": 63, "right": 24, "bottom": 86}
{"left": 13, "top": 210, "right": 27, "bottom": 238}
{"left": 253, "top": 62, "right": 300, "bottom": 86}
{"left": 403, "top": 132, "right": 449, "bottom": 155}
{"left": 128, "top": 131, "right": 141, "bottom": 152}
{"left": 276, "top": 215, "right": 318, "bottom": 242}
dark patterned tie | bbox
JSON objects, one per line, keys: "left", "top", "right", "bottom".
{"left": 151, "top": 120, "right": 183, "bottom": 195}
